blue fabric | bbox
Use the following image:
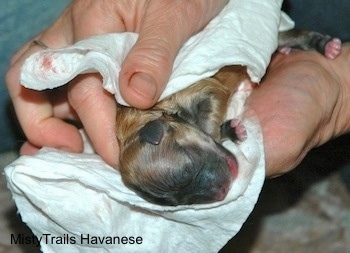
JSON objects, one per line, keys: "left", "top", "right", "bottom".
{"left": 283, "top": 0, "right": 350, "bottom": 42}
{"left": 0, "top": 0, "right": 349, "bottom": 152}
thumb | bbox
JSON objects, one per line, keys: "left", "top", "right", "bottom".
{"left": 118, "top": 10, "right": 179, "bottom": 109}
{"left": 119, "top": 0, "right": 228, "bottom": 109}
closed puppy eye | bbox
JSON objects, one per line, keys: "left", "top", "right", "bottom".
{"left": 138, "top": 119, "right": 166, "bottom": 145}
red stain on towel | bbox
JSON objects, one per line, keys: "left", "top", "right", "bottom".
{"left": 41, "top": 54, "right": 57, "bottom": 73}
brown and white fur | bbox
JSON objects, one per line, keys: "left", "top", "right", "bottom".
{"left": 115, "top": 29, "right": 341, "bottom": 206}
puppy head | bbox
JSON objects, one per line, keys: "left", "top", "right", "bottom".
{"left": 119, "top": 114, "right": 238, "bottom": 206}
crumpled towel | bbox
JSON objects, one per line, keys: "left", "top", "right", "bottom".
{"left": 5, "top": 0, "right": 293, "bottom": 252}
{"left": 5, "top": 94, "right": 264, "bottom": 253}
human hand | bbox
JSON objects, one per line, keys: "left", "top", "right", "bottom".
{"left": 6, "top": 0, "right": 228, "bottom": 166}
{"left": 245, "top": 44, "right": 350, "bottom": 177}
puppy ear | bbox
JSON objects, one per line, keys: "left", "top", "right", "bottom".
{"left": 178, "top": 97, "right": 212, "bottom": 128}
{"left": 139, "top": 119, "right": 165, "bottom": 145}
{"left": 158, "top": 77, "right": 235, "bottom": 140}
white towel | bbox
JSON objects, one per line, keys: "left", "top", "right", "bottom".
{"left": 5, "top": 0, "right": 293, "bottom": 252}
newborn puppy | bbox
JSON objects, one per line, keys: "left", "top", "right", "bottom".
{"left": 115, "top": 29, "right": 341, "bottom": 206}
{"left": 116, "top": 66, "right": 247, "bottom": 206}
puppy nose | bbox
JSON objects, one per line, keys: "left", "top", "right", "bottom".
{"left": 139, "top": 119, "right": 165, "bottom": 145}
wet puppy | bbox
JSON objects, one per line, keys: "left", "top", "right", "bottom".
{"left": 115, "top": 29, "right": 341, "bottom": 206}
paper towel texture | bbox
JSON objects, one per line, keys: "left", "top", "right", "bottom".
{"left": 5, "top": 95, "right": 265, "bottom": 253}
{"left": 5, "top": 0, "right": 293, "bottom": 252}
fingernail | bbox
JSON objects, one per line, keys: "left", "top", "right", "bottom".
{"left": 129, "top": 72, "right": 157, "bottom": 101}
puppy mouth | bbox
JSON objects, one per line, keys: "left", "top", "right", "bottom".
{"left": 214, "top": 157, "right": 238, "bottom": 201}
{"left": 215, "top": 181, "right": 231, "bottom": 201}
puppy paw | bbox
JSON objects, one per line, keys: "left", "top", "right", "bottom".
{"left": 230, "top": 119, "right": 247, "bottom": 142}
{"left": 324, "top": 38, "right": 342, "bottom": 59}
{"left": 220, "top": 119, "right": 247, "bottom": 143}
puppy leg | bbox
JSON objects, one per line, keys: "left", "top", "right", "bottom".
{"left": 278, "top": 29, "right": 342, "bottom": 59}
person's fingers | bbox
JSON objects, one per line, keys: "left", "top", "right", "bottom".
{"left": 66, "top": 0, "right": 130, "bottom": 41}
{"left": 68, "top": 74, "right": 119, "bottom": 167}
{"left": 7, "top": 1, "right": 124, "bottom": 157}
{"left": 7, "top": 4, "right": 76, "bottom": 151}
{"left": 119, "top": 0, "right": 228, "bottom": 108}
{"left": 20, "top": 141, "right": 43, "bottom": 156}
{"left": 58, "top": 0, "right": 134, "bottom": 165}
{"left": 6, "top": 39, "right": 84, "bottom": 154}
